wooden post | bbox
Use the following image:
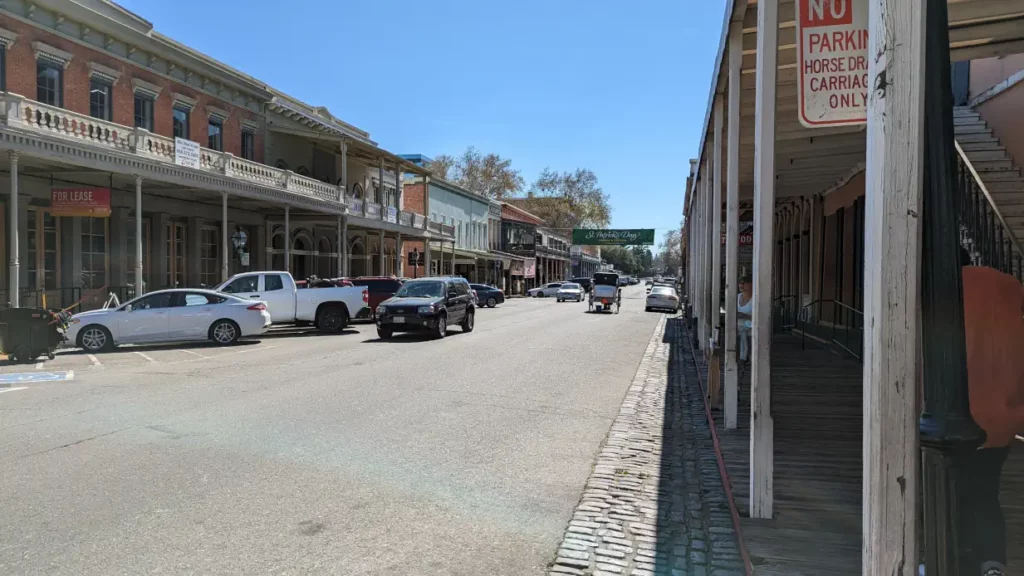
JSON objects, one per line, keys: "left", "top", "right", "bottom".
{"left": 695, "top": 175, "right": 705, "bottom": 344}
{"left": 724, "top": 21, "right": 742, "bottom": 430}
{"left": 862, "top": 0, "right": 926, "bottom": 572}
{"left": 809, "top": 195, "right": 824, "bottom": 301}
{"left": 750, "top": 0, "right": 778, "bottom": 520}
{"left": 798, "top": 198, "right": 810, "bottom": 301}
{"left": 704, "top": 158, "right": 714, "bottom": 347}
{"left": 712, "top": 94, "right": 724, "bottom": 350}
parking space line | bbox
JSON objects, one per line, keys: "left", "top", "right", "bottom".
{"left": 178, "top": 349, "right": 209, "bottom": 359}
{"left": 133, "top": 351, "right": 157, "bottom": 363}
{"left": 179, "top": 344, "right": 277, "bottom": 364}
{"left": 87, "top": 354, "right": 102, "bottom": 368}
{"left": 34, "top": 362, "right": 43, "bottom": 370}
{"left": 0, "top": 386, "right": 28, "bottom": 394}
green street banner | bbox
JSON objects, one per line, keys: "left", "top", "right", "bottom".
{"left": 572, "top": 228, "right": 655, "bottom": 246}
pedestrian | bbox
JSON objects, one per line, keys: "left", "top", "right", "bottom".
{"left": 955, "top": 249, "right": 1024, "bottom": 576}
{"left": 736, "top": 275, "right": 753, "bottom": 366}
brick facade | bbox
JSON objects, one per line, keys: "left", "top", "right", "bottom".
{"left": 402, "top": 182, "right": 426, "bottom": 214}
{"left": 2, "top": 18, "right": 264, "bottom": 163}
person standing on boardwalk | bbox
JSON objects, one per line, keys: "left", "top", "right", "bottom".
{"left": 736, "top": 276, "right": 753, "bottom": 366}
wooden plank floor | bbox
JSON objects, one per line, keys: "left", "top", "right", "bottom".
{"left": 704, "top": 333, "right": 1024, "bottom": 574}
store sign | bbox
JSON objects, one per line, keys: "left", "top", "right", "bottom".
{"left": 408, "top": 251, "right": 424, "bottom": 266}
{"left": 572, "top": 228, "right": 655, "bottom": 246}
{"left": 51, "top": 187, "right": 111, "bottom": 217}
{"left": 174, "top": 137, "right": 201, "bottom": 169}
{"left": 721, "top": 233, "right": 754, "bottom": 246}
{"left": 795, "top": 0, "right": 869, "bottom": 127}
{"left": 510, "top": 260, "right": 525, "bottom": 276}
{"left": 523, "top": 260, "right": 536, "bottom": 279}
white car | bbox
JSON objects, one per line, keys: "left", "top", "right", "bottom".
{"left": 646, "top": 286, "right": 680, "bottom": 313}
{"left": 527, "top": 282, "right": 564, "bottom": 298}
{"left": 556, "top": 283, "right": 584, "bottom": 302}
{"left": 216, "top": 271, "right": 368, "bottom": 332}
{"left": 67, "top": 289, "right": 272, "bottom": 353}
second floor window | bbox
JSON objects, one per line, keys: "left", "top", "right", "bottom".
{"left": 37, "top": 60, "right": 63, "bottom": 107}
{"left": 173, "top": 106, "right": 190, "bottom": 139}
{"left": 89, "top": 79, "right": 112, "bottom": 121}
{"left": 208, "top": 117, "right": 223, "bottom": 151}
{"left": 241, "top": 129, "right": 255, "bottom": 160}
{"left": 134, "top": 94, "right": 154, "bottom": 131}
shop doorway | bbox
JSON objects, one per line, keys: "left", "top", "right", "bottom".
{"left": 26, "top": 208, "right": 62, "bottom": 307}
{"left": 167, "top": 222, "right": 187, "bottom": 288}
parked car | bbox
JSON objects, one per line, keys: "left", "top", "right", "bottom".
{"left": 571, "top": 277, "right": 594, "bottom": 293}
{"left": 376, "top": 277, "right": 475, "bottom": 339}
{"left": 646, "top": 285, "right": 680, "bottom": 313}
{"left": 68, "top": 289, "right": 271, "bottom": 352}
{"left": 348, "top": 276, "right": 404, "bottom": 320}
{"left": 470, "top": 284, "right": 505, "bottom": 308}
{"left": 617, "top": 277, "right": 630, "bottom": 287}
{"left": 556, "top": 283, "right": 584, "bottom": 302}
{"left": 216, "top": 271, "right": 368, "bottom": 332}
{"left": 527, "top": 282, "right": 564, "bottom": 298}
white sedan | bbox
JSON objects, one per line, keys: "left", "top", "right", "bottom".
{"left": 556, "top": 283, "right": 584, "bottom": 302}
{"left": 645, "top": 286, "right": 680, "bottom": 313}
{"left": 67, "top": 289, "right": 272, "bottom": 353}
{"left": 527, "top": 282, "right": 564, "bottom": 298}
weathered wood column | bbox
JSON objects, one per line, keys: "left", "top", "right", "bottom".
{"left": 8, "top": 151, "right": 19, "bottom": 307}
{"left": 711, "top": 94, "right": 724, "bottom": 349}
{"left": 724, "top": 20, "right": 742, "bottom": 430}
{"left": 862, "top": 0, "right": 926, "bottom": 572}
{"left": 750, "top": 0, "right": 778, "bottom": 519}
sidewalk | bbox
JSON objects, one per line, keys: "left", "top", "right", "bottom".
{"left": 547, "top": 317, "right": 746, "bottom": 576}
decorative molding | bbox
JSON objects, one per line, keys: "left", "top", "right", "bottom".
{"left": 0, "top": 26, "right": 18, "bottom": 48}
{"left": 131, "top": 77, "right": 162, "bottom": 98}
{"left": 207, "top": 105, "right": 230, "bottom": 122}
{"left": 32, "top": 40, "right": 73, "bottom": 68}
{"left": 241, "top": 118, "right": 259, "bottom": 132}
{"left": 54, "top": 13, "right": 64, "bottom": 31}
{"left": 172, "top": 92, "right": 197, "bottom": 110}
{"left": 81, "top": 27, "right": 91, "bottom": 41}
{"left": 88, "top": 62, "right": 122, "bottom": 84}
{"left": 104, "top": 35, "right": 114, "bottom": 50}
{"left": 969, "top": 68, "right": 1024, "bottom": 108}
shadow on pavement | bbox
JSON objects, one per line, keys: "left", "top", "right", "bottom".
{"left": 58, "top": 340, "right": 264, "bottom": 356}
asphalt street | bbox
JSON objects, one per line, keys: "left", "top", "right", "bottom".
{"left": 0, "top": 286, "right": 664, "bottom": 575}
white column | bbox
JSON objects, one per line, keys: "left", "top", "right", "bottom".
{"left": 134, "top": 175, "right": 145, "bottom": 297}
{"left": 378, "top": 229, "right": 385, "bottom": 274}
{"left": 724, "top": 20, "right": 742, "bottom": 430}
{"left": 396, "top": 164, "right": 404, "bottom": 210}
{"left": 396, "top": 232, "right": 403, "bottom": 277}
{"left": 284, "top": 206, "right": 291, "bottom": 272}
{"left": 711, "top": 94, "right": 724, "bottom": 351}
{"left": 425, "top": 239, "right": 433, "bottom": 276}
{"left": 862, "top": 0, "right": 925, "bottom": 572}
{"left": 337, "top": 216, "right": 343, "bottom": 278}
{"left": 697, "top": 175, "right": 707, "bottom": 345}
{"left": 8, "top": 152, "right": 19, "bottom": 307}
{"left": 221, "top": 193, "right": 229, "bottom": 282}
{"left": 750, "top": 0, "right": 778, "bottom": 520}
{"left": 340, "top": 140, "right": 348, "bottom": 193}
{"left": 341, "top": 216, "right": 349, "bottom": 277}
{"left": 704, "top": 159, "right": 714, "bottom": 346}
{"left": 423, "top": 176, "right": 431, "bottom": 220}
{"left": 378, "top": 158, "right": 385, "bottom": 205}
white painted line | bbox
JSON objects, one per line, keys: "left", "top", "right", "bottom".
{"left": 34, "top": 362, "right": 43, "bottom": 370}
{"left": 133, "top": 351, "right": 157, "bottom": 363}
{"left": 179, "top": 349, "right": 209, "bottom": 359}
{"left": 180, "top": 344, "right": 277, "bottom": 364}
{"left": 0, "top": 386, "right": 28, "bottom": 394}
{"left": 66, "top": 370, "right": 74, "bottom": 381}
{"left": 87, "top": 354, "right": 102, "bottom": 367}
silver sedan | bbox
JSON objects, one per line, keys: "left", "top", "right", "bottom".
{"left": 556, "top": 283, "right": 584, "bottom": 302}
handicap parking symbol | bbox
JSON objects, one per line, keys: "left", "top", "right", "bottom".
{"left": 0, "top": 371, "right": 74, "bottom": 386}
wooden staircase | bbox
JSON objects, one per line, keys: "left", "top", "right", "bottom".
{"left": 953, "top": 106, "right": 1024, "bottom": 245}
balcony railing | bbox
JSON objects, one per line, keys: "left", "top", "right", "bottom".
{"left": 441, "top": 223, "right": 455, "bottom": 236}
{"left": 365, "top": 201, "right": 382, "bottom": 219}
{"left": 414, "top": 213, "right": 426, "bottom": 229}
{"left": 4, "top": 93, "right": 345, "bottom": 206}
{"left": 399, "top": 210, "right": 413, "bottom": 227}
{"left": 385, "top": 206, "right": 398, "bottom": 224}
{"left": 955, "top": 140, "right": 1024, "bottom": 280}
{"left": 428, "top": 220, "right": 442, "bottom": 234}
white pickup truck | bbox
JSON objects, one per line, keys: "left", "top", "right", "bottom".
{"left": 215, "top": 271, "right": 369, "bottom": 332}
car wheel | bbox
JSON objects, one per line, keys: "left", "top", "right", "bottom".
{"left": 209, "top": 320, "right": 240, "bottom": 346}
{"left": 486, "top": 297, "right": 497, "bottom": 308}
{"left": 78, "top": 325, "right": 113, "bottom": 353}
{"left": 317, "top": 304, "right": 349, "bottom": 333}
{"left": 377, "top": 327, "right": 393, "bottom": 340}
{"left": 461, "top": 309, "right": 475, "bottom": 333}
{"left": 435, "top": 313, "right": 448, "bottom": 339}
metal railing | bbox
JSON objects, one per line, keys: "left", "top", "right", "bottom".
{"left": 798, "top": 299, "right": 864, "bottom": 360}
{"left": 772, "top": 295, "right": 800, "bottom": 334}
{"left": 954, "top": 140, "right": 1024, "bottom": 280}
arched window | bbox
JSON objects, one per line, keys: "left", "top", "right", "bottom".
{"left": 271, "top": 231, "right": 285, "bottom": 270}
{"left": 352, "top": 183, "right": 364, "bottom": 199}
{"left": 349, "top": 237, "right": 366, "bottom": 277}
{"left": 318, "top": 237, "right": 333, "bottom": 278}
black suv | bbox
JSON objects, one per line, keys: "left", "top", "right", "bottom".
{"left": 571, "top": 277, "right": 594, "bottom": 293}
{"left": 375, "top": 277, "right": 475, "bottom": 339}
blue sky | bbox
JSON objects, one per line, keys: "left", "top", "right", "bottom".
{"left": 119, "top": 0, "right": 724, "bottom": 240}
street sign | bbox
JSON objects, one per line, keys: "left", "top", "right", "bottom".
{"left": 795, "top": 0, "right": 868, "bottom": 128}
{"left": 408, "top": 251, "right": 423, "bottom": 266}
{"left": 572, "top": 229, "right": 655, "bottom": 246}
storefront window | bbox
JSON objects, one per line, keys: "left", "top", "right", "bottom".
{"left": 80, "top": 217, "right": 107, "bottom": 290}
{"left": 200, "top": 227, "right": 220, "bottom": 287}
{"left": 27, "top": 209, "right": 60, "bottom": 292}
{"left": 167, "top": 223, "right": 187, "bottom": 288}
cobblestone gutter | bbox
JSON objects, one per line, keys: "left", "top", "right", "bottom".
{"left": 547, "top": 317, "right": 745, "bottom": 576}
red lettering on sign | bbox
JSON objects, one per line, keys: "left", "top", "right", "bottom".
{"left": 801, "top": 0, "right": 853, "bottom": 28}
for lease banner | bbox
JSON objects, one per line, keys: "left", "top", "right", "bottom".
{"left": 51, "top": 187, "right": 111, "bottom": 217}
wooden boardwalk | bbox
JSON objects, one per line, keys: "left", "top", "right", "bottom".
{"left": 705, "top": 333, "right": 1024, "bottom": 574}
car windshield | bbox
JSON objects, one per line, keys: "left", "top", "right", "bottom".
{"left": 562, "top": 283, "right": 580, "bottom": 290}
{"left": 395, "top": 281, "right": 444, "bottom": 298}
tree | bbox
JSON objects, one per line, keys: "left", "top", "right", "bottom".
{"left": 655, "top": 230, "right": 682, "bottom": 276}
{"left": 426, "top": 147, "right": 524, "bottom": 199}
{"left": 511, "top": 168, "right": 612, "bottom": 231}
{"left": 601, "top": 246, "right": 637, "bottom": 274}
